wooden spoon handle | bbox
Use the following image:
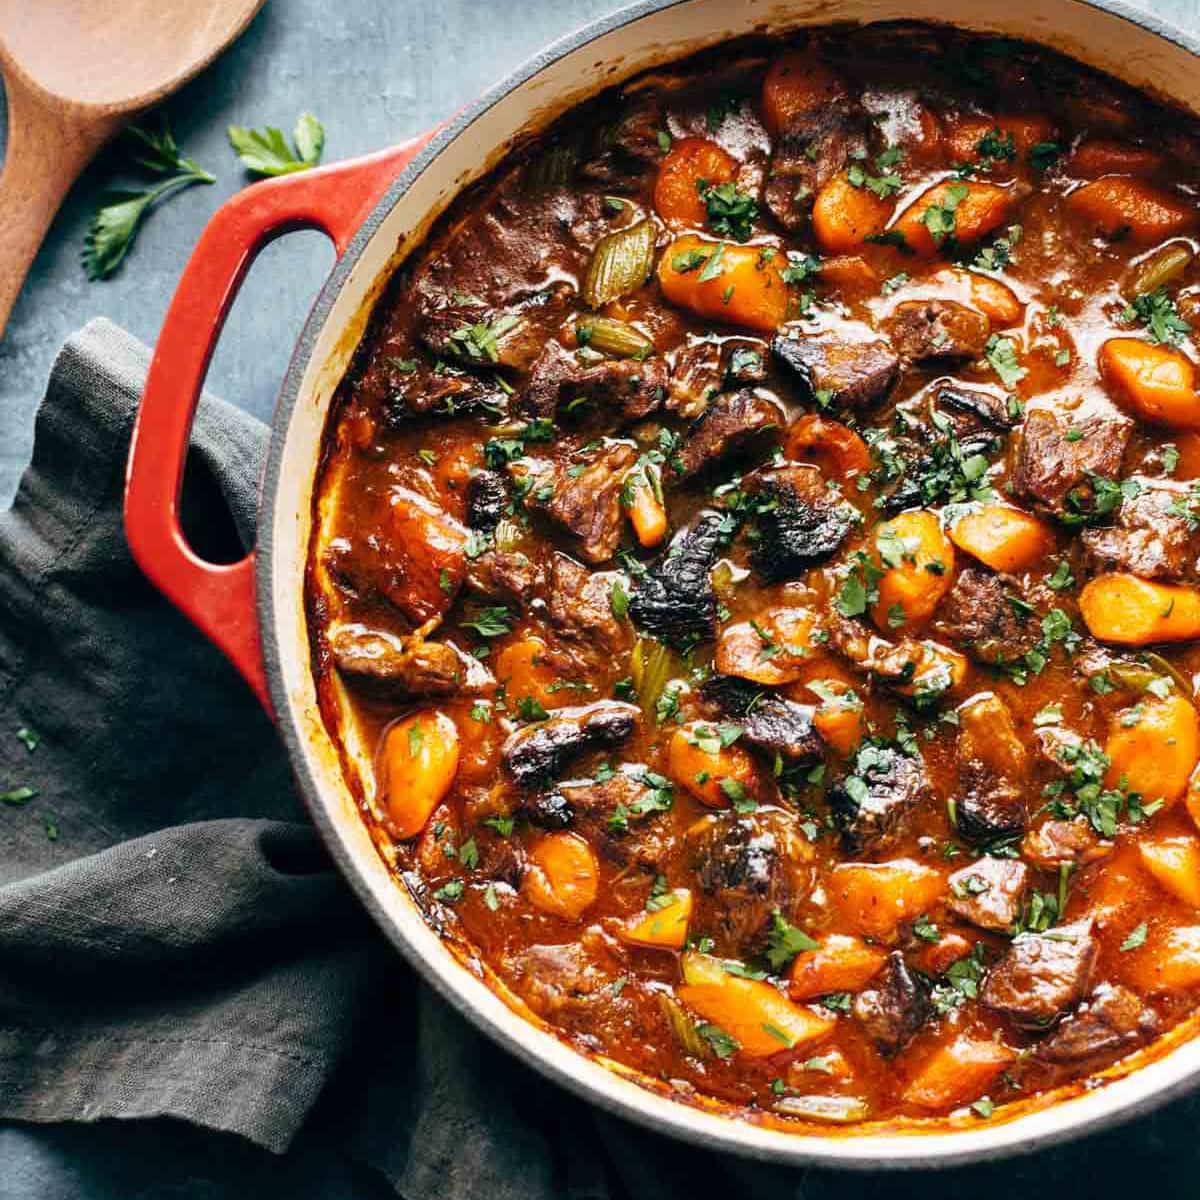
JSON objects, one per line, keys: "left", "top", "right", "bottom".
{"left": 0, "top": 79, "right": 119, "bottom": 339}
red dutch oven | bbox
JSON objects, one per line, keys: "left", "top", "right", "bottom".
{"left": 124, "top": 0, "right": 1200, "bottom": 1168}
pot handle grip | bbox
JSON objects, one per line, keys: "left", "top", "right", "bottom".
{"left": 124, "top": 133, "right": 434, "bottom": 714}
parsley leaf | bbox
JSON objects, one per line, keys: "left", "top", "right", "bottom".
{"left": 1122, "top": 287, "right": 1192, "bottom": 346}
{"left": 984, "top": 334, "right": 1027, "bottom": 388}
{"left": 699, "top": 180, "right": 758, "bottom": 242}
{"left": 765, "top": 909, "right": 819, "bottom": 970}
{"left": 1120, "top": 922, "right": 1148, "bottom": 951}
{"left": 228, "top": 112, "right": 325, "bottom": 177}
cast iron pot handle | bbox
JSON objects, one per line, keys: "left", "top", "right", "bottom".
{"left": 124, "top": 132, "right": 433, "bottom": 714}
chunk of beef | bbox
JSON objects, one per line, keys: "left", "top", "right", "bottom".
{"left": 502, "top": 701, "right": 640, "bottom": 788}
{"left": 947, "top": 858, "right": 1029, "bottom": 931}
{"left": 981, "top": 920, "right": 1098, "bottom": 1029}
{"left": 674, "top": 389, "right": 780, "bottom": 478}
{"left": 520, "top": 339, "right": 668, "bottom": 423}
{"left": 503, "top": 938, "right": 615, "bottom": 1019}
{"left": 628, "top": 509, "right": 728, "bottom": 648}
{"left": 554, "top": 767, "right": 674, "bottom": 870}
{"left": 1012, "top": 406, "right": 1132, "bottom": 518}
{"left": 465, "top": 548, "right": 545, "bottom": 607}
{"left": 1022, "top": 817, "right": 1113, "bottom": 869}
{"left": 771, "top": 327, "right": 900, "bottom": 410}
{"left": 1036, "top": 983, "right": 1158, "bottom": 1064}
{"left": 886, "top": 300, "right": 990, "bottom": 362}
{"left": 700, "top": 675, "right": 823, "bottom": 762}
{"left": 381, "top": 356, "right": 510, "bottom": 424}
{"left": 329, "top": 626, "right": 492, "bottom": 699}
{"left": 935, "top": 568, "right": 1040, "bottom": 668}
{"left": 746, "top": 464, "right": 854, "bottom": 580}
{"left": 465, "top": 469, "right": 509, "bottom": 532}
{"left": 579, "top": 100, "right": 667, "bottom": 186}
{"left": 667, "top": 339, "right": 767, "bottom": 420}
{"left": 828, "top": 742, "right": 929, "bottom": 856}
{"left": 852, "top": 952, "right": 931, "bottom": 1055}
{"left": 765, "top": 63, "right": 865, "bottom": 230}
{"left": 517, "top": 441, "right": 637, "bottom": 564}
{"left": 324, "top": 488, "right": 468, "bottom": 626}
{"left": 418, "top": 302, "right": 546, "bottom": 372}
{"left": 547, "top": 554, "right": 631, "bottom": 657}
{"left": 1082, "top": 479, "right": 1200, "bottom": 581}
{"left": 688, "top": 809, "right": 813, "bottom": 953}
{"left": 953, "top": 691, "right": 1029, "bottom": 843}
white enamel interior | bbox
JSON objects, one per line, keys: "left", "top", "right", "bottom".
{"left": 261, "top": 0, "right": 1200, "bottom": 1166}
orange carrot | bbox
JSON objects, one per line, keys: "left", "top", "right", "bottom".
{"left": 715, "top": 606, "right": 820, "bottom": 685}
{"left": 1067, "top": 177, "right": 1194, "bottom": 242}
{"left": 761, "top": 51, "right": 846, "bottom": 135}
{"left": 785, "top": 412, "right": 872, "bottom": 476}
{"left": 964, "top": 272, "right": 1024, "bottom": 325}
{"left": 808, "top": 678, "right": 865, "bottom": 756}
{"left": 668, "top": 723, "right": 761, "bottom": 808}
{"left": 1123, "top": 925, "right": 1200, "bottom": 992}
{"left": 679, "top": 951, "right": 836, "bottom": 1058}
{"left": 658, "top": 235, "right": 791, "bottom": 332}
{"left": 523, "top": 831, "right": 600, "bottom": 919}
{"left": 812, "top": 173, "right": 894, "bottom": 252}
{"left": 818, "top": 254, "right": 879, "bottom": 290}
{"left": 788, "top": 934, "right": 888, "bottom": 1000}
{"left": 1079, "top": 573, "right": 1200, "bottom": 645}
{"left": 380, "top": 710, "right": 461, "bottom": 839}
{"left": 1138, "top": 836, "right": 1200, "bottom": 907}
{"left": 619, "top": 888, "right": 694, "bottom": 949}
{"left": 1105, "top": 693, "right": 1200, "bottom": 805}
{"left": 903, "top": 1035, "right": 1015, "bottom": 1108}
{"left": 494, "top": 635, "right": 561, "bottom": 710}
{"left": 625, "top": 474, "right": 669, "bottom": 547}
{"left": 654, "top": 137, "right": 739, "bottom": 226}
{"left": 870, "top": 510, "right": 956, "bottom": 631}
{"left": 830, "top": 859, "right": 946, "bottom": 938}
{"left": 948, "top": 503, "right": 1054, "bottom": 573}
{"left": 1100, "top": 337, "right": 1200, "bottom": 428}
{"left": 1068, "top": 138, "right": 1166, "bottom": 178}
{"left": 946, "top": 113, "right": 1057, "bottom": 162}
{"left": 890, "top": 181, "right": 1014, "bottom": 256}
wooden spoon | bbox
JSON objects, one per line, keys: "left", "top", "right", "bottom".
{"left": 0, "top": 0, "right": 265, "bottom": 339}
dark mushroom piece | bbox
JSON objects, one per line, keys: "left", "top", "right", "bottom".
{"left": 747, "top": 463, "right": 855, "bottom": 580}
{"left": 502, "top": 700, "right": 640, "bottom": 789}
{"left": 700, "top": 674, "right": 823, "bottom": 762}
{"left": 828, "top": 741, "right": 930, "bottom": 857}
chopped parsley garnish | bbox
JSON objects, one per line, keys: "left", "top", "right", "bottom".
{"left": 1028, "top": 140, "right": 1063, "bottom": 171}
{"left": 610, "top": 578, "right": 630, "bottom": 620}
{"left": 846, "top": 145, "right": 904, "bottom": 198}
{"left": 516, "top": 696, "right": 549, "bottom": 722}
{"left": 15, "top": 728, "right": 38, "bottom": 753}
{"left": 434, "top": 879, "right": 465, "bottom": 903}
{"left": 780, "top": 251, "right": 821, "bottom": 284}
{"left": 448, "top": 312, "right": 521, "bottom": 363}
{"left": 1, "top": 786, "right": 36, "bottom": 806}
{"left": 1122, "top": 287, "right": 1192, "bottom": 346}
{"left": 697, "top": 242, "right": 728, "bottom": 283}
{"left": 971, "top": 223, "right": 1022, "bottom": 271}
{"left": 1121, "top": 922, "right": 1148, "bottom": 952}
{"left": 698, "top": 180, "right": 758, "bottom": 242}
{"left": 696, "top": 1022, "right": 739, "bottom": 1059}
{"left": 765, "top": 909, "right": 820, "bottom": 970}
{"left": 920, "top": 183, "right": 970, "bottom": 246}
{"left": 984, "top": 334, "right": 1027, "bottom": 388}
{"left": 931, "top": 943, "right": 988, "bottom": 1014}
{"left": 976, "top": 128, "right": 1016, "bottom": 163}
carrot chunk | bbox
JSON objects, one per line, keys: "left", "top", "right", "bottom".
{"left": 524, "top": 831, "right": 599, "bottom": 919}
{"left": 1123, "top": 925, "right": 1200, "bottom": 992}
{"left": 380, "top": 710, "right": 461, "bottom": 839}
{"left": 818, "top": 254, "right": 879, "bottom": 290}
{"left": 1105, "top": 693, "right": 1200, "bottom": 805}
{"left": 1067, "top": 176, "right": 1194, "bottom": 243}
{"left": 494, "top": 635, "right": 561, "bottom": 710}
{"left": 625, "top": 474, "right": 669, "bottom": 548}
{"left": 1138, "top": 836, "right": 1200, "bottom": 907}
{"left": 808, "top": 678, "right": 865, "bottom": 756}
{"left": 1068, "top": 138, "right": 1166, "bottom": 179}
{"left": 619, "top": 889, "right": 694, "bottom": 949}
{"left": 761, "top": 51, "right": 846, "bottom": 136}
{"left": 654, "top": 137, "right": 739, "bottom": 226}
{"left": 1100, "top": 337, "right": 1200, "bottom": 428}
{"left": 964, "top": 272, "right": 1024, "bottom": 325}
{"left": 788, "top": 934, "right": 888, "bottom": 1000}
{"left": 831, "top": 859, "right": 946, "bottom": 938}
{"left": 870, "top": 510, "right": 956, "bottom": 631}
{"left": 946, "top": 113, "right": 1057, "bottom": 163}
{"left": 948, "top": 503, "right": 1054, "bottom": 573}
{"left": 890, "top": 181, "right": 1014, "bottom": 256}
{"left": 668, "top": 722, "right": 761, "bottom": 808}
{"left": 812, "top": 173, "right": 894, "bottom": 252}
{"left": 903, "top": 1035, "right": 1015, "bottom": 1109}
{"left": 715, "top": 606, "right": 820, "bottom": 685}
{"left": 1079, "top": 573, "right": 1200, "bottom": 645}
{"left": 679, "top": 951, "right": 836, "bottom": 1058}
{"left": 784, "top": 413, "right": 872, "bottom": 476}
{"left": 658, "top": 235, "right": 791, "bottom": 332}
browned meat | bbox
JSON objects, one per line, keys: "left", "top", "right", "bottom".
{"left": 1081, "top": 479, "right": 1200, "bottom": 581}
{"left": 700, "top": 675, "right": 823, "bottom": 762}
{"left": 502, "top": 700, "right": 640, "bottom": 788}
{"left": 953, "top": 691, "right": 1029, "bottom": 843}
{"left": 1022, "top": 818, "right": 1113, "bottom": 869}
{"left": 886, "top": 300, "right": 991, "bottom": 362}
{"left": 947, "top": 857, "right": 1029, "bottom": 931}
{"left": 579, "top": 100, "right": 667, "bottom": 186}
{"left": 935, "top": 568, "right": 1041, "bottom": 668}
{"left": 521, "top": 339, "right": 668, "bottom": 423}
{"left": 771, "top": 327, "right": 900, "bottom": 410}
{"left": 853, "top": 952, "right": 931, "bottom": 1055}
{"left": 329, "top": 625, "right": 492, "bottom": 699}
{"left": 1011, "top": 406, "right": 1133, "bottom": 518}
{"left": 547, "top": 554, "right": 631, "bottom": 657}
{"left": 381, "top": 356, "right": 510, "bottom": 423}
{"left": 418, "top": 300, "right": 551, "bottom": 372}
{"left": 747, "top": 463, "right": 855, "bottom": 579}
{"left": 504, "top": 938, "right": 616, "bottom": 1019}
{"left": 667, "top": 339, "right": 767, "bottom": 420}
{"left": 688, "top": 809, "right": 813, "bottom": 955}
{"left": 628, "top": 509, "right": 728, "bottom": 648}
{"left": 674, "top": 389, "right": 780, "bottom": 478}
{"left": 1037, "top": 983, "right": 1158, "bottom": 1063}
{"left": 558, "top": 767, "right": 674, "bottom": 870}
{"left": 465, "top": 547, "right": 545, "bottom": 606}
{"left": 829, "top": 741, "right": 930, "bottom": 857}
{"left": 517, "top": 442, "right": 638, "bottom": 564}
{"left": 981, "top": 920, "right": 1098, "bottom": 1029}
{"left": 465, "top": 469, "right": 509, "bottom": 532}
{"left": 324, "top": 488, "right": 468, "bottom": 626}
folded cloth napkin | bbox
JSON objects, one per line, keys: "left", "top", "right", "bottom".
{"left": 5, "top": 319, "right": 1200, "bottom": 1200}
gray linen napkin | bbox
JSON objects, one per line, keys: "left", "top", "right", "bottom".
{"left": 6, "top": 319, "right": 1200, "bottom": 1200}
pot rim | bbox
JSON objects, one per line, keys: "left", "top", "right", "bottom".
{"left": 257, "top": 0, "right": 1200, "bottom": 1168}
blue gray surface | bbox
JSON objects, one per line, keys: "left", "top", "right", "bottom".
{"left": 3, "top": 0, "right": 1200, "bottom": 1196}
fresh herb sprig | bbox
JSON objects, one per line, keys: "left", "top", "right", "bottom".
{"left": 228, "top": 112, "right": 325, "bottom": 177}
